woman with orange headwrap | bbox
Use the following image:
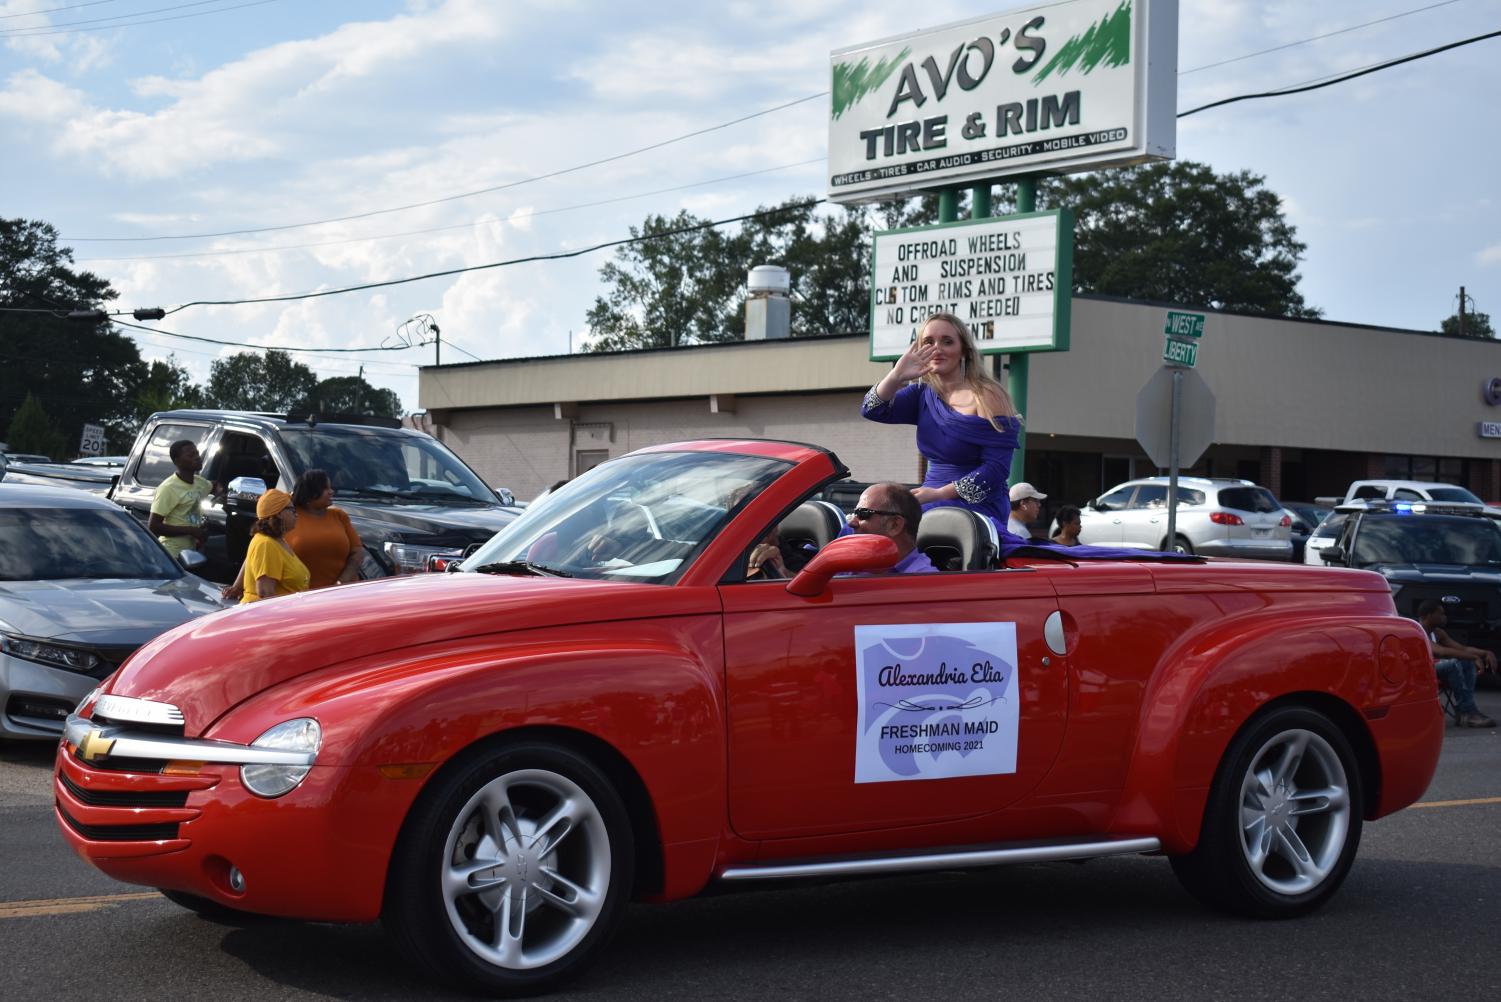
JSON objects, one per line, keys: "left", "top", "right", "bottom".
{"left": 239, "top": 488, "right": 311, "bottom": 603}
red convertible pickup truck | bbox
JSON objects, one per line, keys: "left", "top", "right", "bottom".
{"left": 55, "top": 439, "right": 1442, "bottom": 996}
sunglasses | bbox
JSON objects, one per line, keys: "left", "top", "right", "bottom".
{"left": 850, "top": 507, "right": 902, "bottom": 520}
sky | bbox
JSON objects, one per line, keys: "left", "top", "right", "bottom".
{"left": 3, "top": 0, "right": 1499, "bottom": 413}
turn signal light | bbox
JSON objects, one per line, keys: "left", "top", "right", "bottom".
{"left": 1209, "top": 512, "right": 1245, "bottom": 526}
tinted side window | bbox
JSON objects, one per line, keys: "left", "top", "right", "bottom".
{"left": 1311, "top": 513, "right": 1346, "bottom": 540}
{"left": 1099, "top": 487, "right": 1135, "bottom": 508}
{"left": 131, "top": 424, "right": 211, "bottom": 486}
{"left": 1131, "top": 485, "right": 1168, "bottom": 509}
{"left": 1218, "top": 487, "right": 1281, "bottom": 513}
{"left": 1351, "top": 485, "right": 1384, "bottom": 500}
{"left": 1392, "top": 489, "right": 1423, "bottom": 501}
{"left": 1178, "top": 488, "right": 1206, "bottom": 506}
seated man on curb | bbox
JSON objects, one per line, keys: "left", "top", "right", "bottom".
{"left": 844, "top": 482, "right": 938, "bottom": 575}
{"left": 1416, "top": 599, "right": 1497, "bottom": 728}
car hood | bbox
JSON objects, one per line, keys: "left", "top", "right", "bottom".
{"left": 106, "top": 572, "right": 713, "bottom": 735}
{"left": 0, "top": 577, "right": 227, "bottom": 645}
{"left": 335, "top": 499, "right": 519, "bottom": 546}
{"left": 1369, "top": 563, "right": 1501, "bottom": 585}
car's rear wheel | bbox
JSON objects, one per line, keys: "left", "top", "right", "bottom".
{"left": 1163, "top": 534, "right": 1194, "bottom": 555}
{"left": 1171, "top": 705, "right": 1362, "bottom": 917}
{"left": 384, "top": 742, "right": 633, "bottom": 997}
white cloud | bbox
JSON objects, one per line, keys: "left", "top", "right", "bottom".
{"left": 1479, "top": 244, "right": 1501, "bottom": 268}
{"left": 2, "top": 0, "right": 513, "bottom": 179}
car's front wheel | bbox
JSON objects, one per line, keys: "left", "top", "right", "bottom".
{"left": 1171, "top": 705, "right": 1362, "bottom": 917}
{"left": 384, "top": 742, "right": 634, "bottom": 996}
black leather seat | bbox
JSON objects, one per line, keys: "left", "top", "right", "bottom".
{"left": 777, "top": 500, "right": 845, "bottom": 567}
{"left": 917, "top": 507, "right": 997, "bottom": 571}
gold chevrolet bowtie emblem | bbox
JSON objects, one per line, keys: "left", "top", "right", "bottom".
{"left": 77, "top": 729, "right": 115, "bottom": 763}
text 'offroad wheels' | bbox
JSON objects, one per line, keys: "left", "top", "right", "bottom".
{"left": 1171, "top": 705, "right": 1363, "bottom": 918}
{"left": 385, "top": 743, "right": 634, "bottom": 997}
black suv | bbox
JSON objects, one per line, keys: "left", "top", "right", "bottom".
{"left": 109, "top": 410, "right": 521, "bottom": 582}
{"left": 1317, "top": 500, "right": 1501, "bottom": 655}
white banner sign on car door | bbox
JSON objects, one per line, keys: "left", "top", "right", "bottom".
{"left": 854, "top": 622, "right": 1020, "bottom": 784}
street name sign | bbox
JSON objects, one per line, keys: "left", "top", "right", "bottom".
{"left": 1164, "top": 311, "right": 1205, "bottom": 338}
{"left": 869, "top": 209, "right": 1072, "bottom": 359}
{"left": 828, "top": 0, "right": 1179, "bottom": 203}
{"left": 1162, "top": 337, "right": 1198, "bottom": 367}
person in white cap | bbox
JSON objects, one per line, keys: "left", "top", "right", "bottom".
{"left": 1007, "top": 482, "right": 1047, "bottom": 540}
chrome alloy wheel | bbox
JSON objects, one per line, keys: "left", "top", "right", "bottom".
{"left": 1237, "top": 728, "right": 1351, "bottom": 895}
{"left": 440, "top": 768, "right": 612, "bottom": 970}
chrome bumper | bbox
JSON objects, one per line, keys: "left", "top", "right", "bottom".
{"left": 63, "top": 713, "right": 315, "bottom": 767}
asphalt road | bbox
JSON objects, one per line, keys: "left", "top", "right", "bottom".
{"left": 3, "top": 693, "right": 1498, "bottom": 1002}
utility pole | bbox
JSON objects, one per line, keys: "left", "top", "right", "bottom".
{"left": 357, "top": 365, "right": 365, "bottom": 414}
{"left": 1460, "top": 286, "right": 1467, "bottom": 339}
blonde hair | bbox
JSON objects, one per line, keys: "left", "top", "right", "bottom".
{"left": 915, "top": 312, "right": 1018, "bottom": 432}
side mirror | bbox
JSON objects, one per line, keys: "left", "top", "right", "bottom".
{"left": 495, "top": 487, "right": 516, "bottom": 506}
{"left": 786, "top": 534, "right": 899, "bottom": 597}
{"left": 1090, "top": 500, "right": 1109, "bottom": 512}
{"left": 1319, "top": 546, "right": 1345, "bottom": 565}
{"left": 178, "top": 549, "right": 208, "bottom": 572}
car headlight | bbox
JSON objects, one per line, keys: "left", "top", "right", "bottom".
{"left": 0, "top": 633, "right": 100, "bottom": 674}
{"left": 383, "top": 541, "right": 463, "bottom": 575}
{"left": 240, "top": 718, "right": 321, "bottom": 798}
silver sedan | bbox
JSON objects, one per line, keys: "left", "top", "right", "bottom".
{"left": 0, "top": 483, "right": 226, "bottom": 740}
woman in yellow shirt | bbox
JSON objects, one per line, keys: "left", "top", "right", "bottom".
{"left": 285, "top": 469, "right": 363, "bottom": 589}
{"left": 240, "top": 489, "right": 311, "bottom": 603}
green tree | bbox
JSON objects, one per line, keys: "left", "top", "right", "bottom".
{"left": 5, "top": 393, "right": 67, "bottom": 460}
{"left": 0, "top": 218, "right": 149, "bottom": 454}
{"left": 300, "top": 375, "right": 402, "bottom": 417}
{"left": 1440, "top": 310, "right": 1494, "bottom": 339}
{"left": 585, "top": 200, "right": 874, "bottom": 350}
{"left": 136, "top": 356, "right": 206, "bottom": 420}
{"left": 996, "top": 161, "right": 1321, "bottom": 318}
{"left": 205, "top": 350, "right": 318, "bottom": 412}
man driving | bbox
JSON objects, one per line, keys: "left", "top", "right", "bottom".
{"left": 846, "top": 483, "right": 937, "bottom": 574}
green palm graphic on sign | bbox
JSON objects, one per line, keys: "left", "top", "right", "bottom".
{"left": 831, "top": 47, "right": 910, "bottom": 120}
{"left": 1033, "top": 0, "right": 1132, "bottom": 83}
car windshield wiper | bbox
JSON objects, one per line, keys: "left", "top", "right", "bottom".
{"left": 335, "top": 487, "right": 402, "bottom": 499}
{"left": 469, "top": 560, "right": 572, "bottom": 578}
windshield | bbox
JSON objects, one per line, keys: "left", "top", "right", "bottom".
{"left": 278, "top": 426, "right": 496, "bottom": 503}
{"left": 0, "top": 508, "right": 184, "bottom": 581}
{"left": 462, "top": 451, "right": 790, "bottom": 584}
{"left": 1351, "top": 515, "right": 1501, "bottom": 567}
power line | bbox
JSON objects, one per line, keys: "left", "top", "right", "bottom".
{"left": 160, "top": 199, "right": 825, "bottom": 313}
{"left": 109, "top": 316, "right": 419, "bottom": 354}
{"left": 63, "top": 92, "right": 828, "bottom": 242}
{"left": 0, "top": 1, "right": 121, "bottom": 21}
{"left": 74, "top": 158, "right": 826, "bottom": 264}
{"left": 0, "top": 0, "right": 282, "bottom": 37}
{"left": 1179, "top": 0, "right": 1471, "bottom": 74}
{"left": 1178, "top": 26, "right": 1501, "bottom": 118}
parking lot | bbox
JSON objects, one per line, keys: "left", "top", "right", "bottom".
{"left": 3, "top": 690, "right": 1497, "bottom": 1002}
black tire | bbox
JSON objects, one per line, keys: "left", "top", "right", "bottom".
{"left": 1171, "top": 705, "right": 1363, "bottom": 918}
{"left": 1164, "top": 534, "right": 1194, "bottom": 555}
{"left": 384, "top": 742, "right": 634, "bottom": 997}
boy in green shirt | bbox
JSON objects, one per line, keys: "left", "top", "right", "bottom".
{"left": 149, "top": 440, "right": 220, "bottom": 558}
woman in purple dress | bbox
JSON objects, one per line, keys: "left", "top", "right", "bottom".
{"left": 862, "top": 312, "right": 1182, "bottom": 561}
{"left": 862, "top": 312, "right": 1022, "bottom": 541}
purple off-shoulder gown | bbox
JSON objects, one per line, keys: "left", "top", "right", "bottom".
{"left": 861, "top": 382, "right": 1190, "bottom": 561}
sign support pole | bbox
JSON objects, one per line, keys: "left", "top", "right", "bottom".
{"left": 1166, "top": 367, "right": 1182, "bottom": 546}
{"left": 1008, "top": 177, "right": 1037, "bottom": 485}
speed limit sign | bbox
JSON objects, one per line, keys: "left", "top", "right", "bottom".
{"left": 78, "top": 423, "right": 105, "bottom": 457}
